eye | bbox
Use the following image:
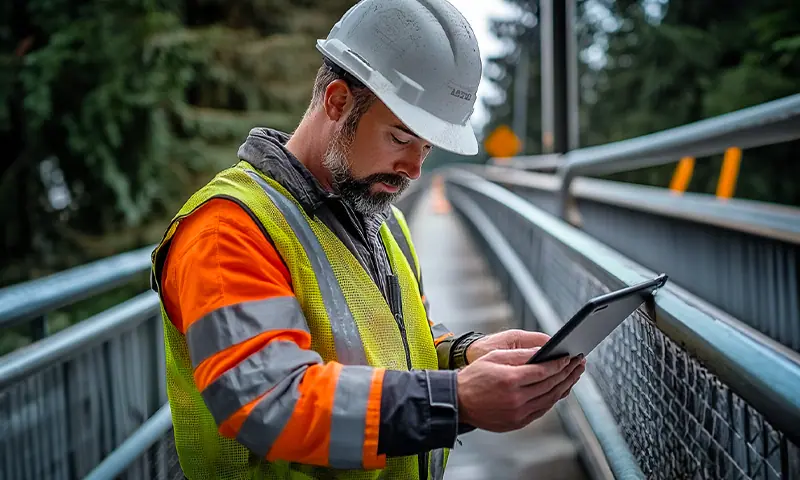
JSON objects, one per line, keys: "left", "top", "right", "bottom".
{"left": 391, "top": 134, "right": 410, "bottom": 145}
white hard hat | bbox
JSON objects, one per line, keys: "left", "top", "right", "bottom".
{"left": 317, "top": 0, "right": 483, "bottom": 155}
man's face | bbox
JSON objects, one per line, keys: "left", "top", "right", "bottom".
{"left": 323, "top": 99, "right": 432, "bottom": 215}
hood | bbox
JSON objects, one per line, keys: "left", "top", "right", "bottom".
{"left": 236, "top": 127, "right": 389, "bottom": 238}
{"left": 236, "top": 127, "right": 336, "bottom": 214}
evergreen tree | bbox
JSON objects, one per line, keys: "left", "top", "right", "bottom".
{"left": 481, "top": 0, "right": 800, "bottom": 206}
{"left": 1, "top": 0, "right": 357, "bottom": 286}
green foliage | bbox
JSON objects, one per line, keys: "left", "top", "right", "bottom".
{"left": 481, "top": 0, "right": 800, "bottom": 206}
{"left": 1, "top": 0, "right": 358, "bottom": 288}
{"left": 1, "top": 0, "right": 358, "bottom": 353}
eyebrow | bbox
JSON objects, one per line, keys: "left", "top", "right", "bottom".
{"left": 393, "top": 124, "right": 421, "bottom": 139}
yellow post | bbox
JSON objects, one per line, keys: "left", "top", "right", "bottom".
{"left": 716, "top": 147, "right": 742, "bottom": 199}
{"left": 669, "top": 157, "right": 695, "bottom": 193}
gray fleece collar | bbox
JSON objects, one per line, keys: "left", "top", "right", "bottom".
{"left": 236, "top": 127, "right": 389, "bottom": 230}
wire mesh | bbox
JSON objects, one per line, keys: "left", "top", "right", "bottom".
{"left": 117, "top": 429, "right": 185, "bottom": 480}
{"left": 0, "top": 309, "right": 166, "bottom": 480}
{"left": 508, "top": 184, "right": 800, "bottom": 353}
{"left": 451, "top": 183, "right": 800, "bottom": 480}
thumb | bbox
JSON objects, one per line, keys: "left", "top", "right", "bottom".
{"left": 481, "top": 347, "right": 540, "bottom": 366}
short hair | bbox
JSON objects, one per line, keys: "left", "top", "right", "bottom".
{"left": 306, "top": 59, "right": 377, "bottom": 138}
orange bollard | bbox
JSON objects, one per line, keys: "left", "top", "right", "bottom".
{"left": 431, "top": 175, "right": 451, "bottom": 214}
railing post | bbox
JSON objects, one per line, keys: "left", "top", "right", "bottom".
{"left": 557, "top": 163, "right": 579, "bottom": 225}
{"left": 541, "top": 0, "right": 578, "bottom": 154}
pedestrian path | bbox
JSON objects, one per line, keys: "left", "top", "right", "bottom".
{"left": 408, "top": 184, "right": 589, "bottom": 480}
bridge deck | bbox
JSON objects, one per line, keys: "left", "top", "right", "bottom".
{"left": 408, "top": 189, "right": 589, "bottom": 480}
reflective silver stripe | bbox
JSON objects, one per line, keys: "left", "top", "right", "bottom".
{"left": 430, "top": 448, "right": 445, "bottom": 480}
{"left": 236, "top": 373, "right": 303, "bottom": 457}
{"left": 430, "top": 323, "right": 452, "bottom": 340}
{"left": 201, "top": 341, "right": 322, "bottom": 424}
{"left": 329, "top": 365, "right": 373, "bottom": 468}
{"left": 386, "top": 211, "right": 417, "bottom": 279}
{"left": 186, "top": 296, "right": 308, "bottom": 369}
{"left": 246, "top": 170, "right": 368, "bottom": 365}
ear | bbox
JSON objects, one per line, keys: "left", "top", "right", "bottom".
{"left": 323, "top": 80, "right": 351, "bottom": 122}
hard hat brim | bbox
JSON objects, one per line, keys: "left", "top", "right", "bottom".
{"left": 377, "top": 88, "right": 480, "bottom": 156}
{"left": 317, "top": 41, "right": 479, "bottom": 156}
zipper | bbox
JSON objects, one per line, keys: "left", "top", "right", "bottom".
{"left": 387, "top": 274, "right": 413, "bottom": 370}
{"left": 388, "top": 273, "right": 427, "bottom": 480}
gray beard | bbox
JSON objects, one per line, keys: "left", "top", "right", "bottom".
{"left": 322, "top": 135, "right": 408, "bottom": 216}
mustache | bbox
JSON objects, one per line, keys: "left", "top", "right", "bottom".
{"left": 361, "top": 173, "right": 410, "bottom": 188}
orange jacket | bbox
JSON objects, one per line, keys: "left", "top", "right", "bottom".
{"left": 161, "top": 127, "right": 481, "bottom": 468}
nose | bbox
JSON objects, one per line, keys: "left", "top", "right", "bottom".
{"left": 394, "top": 147, "right": 428, "bottom": 180}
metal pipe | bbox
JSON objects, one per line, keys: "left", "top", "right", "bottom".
{"left": 555, "top": 93, "right": 800, "bottom": 218}
{"left": 476, "top": 165, "right": 800, "bottom": 245}
{"left": 0, "top": 292, "right": 159, "bottom": 389}
{"left": 446, "top": 184, "right": 645, "bottom": 478}
{"left": 0, "top": 245, "right": 155, "bottom": 328}
{"left": 445, "top": 169, "right": 800, "bottom": 445}
{"left": 83, "top": 403, "right": 173, "bottom": 480}
{"left": 540, "top": 0, "right": 574, "bottom": 154}
{"left": 513, "top": 43, "right": 530, "bottom": 153}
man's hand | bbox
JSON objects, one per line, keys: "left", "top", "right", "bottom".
{"left": 466, "top": 329, "right": 551, "bottom": 364}
{"left": 456, "top": 348, "right": 585, "bottom": 433}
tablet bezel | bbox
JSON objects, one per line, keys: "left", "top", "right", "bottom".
{"left": 526, "top": 273, "right": 669, "bottom": 364}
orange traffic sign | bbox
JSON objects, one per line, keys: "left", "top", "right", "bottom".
{"left": 484, "top": 124, "right": 522, "bottom": 158}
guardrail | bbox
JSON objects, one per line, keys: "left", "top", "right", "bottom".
{"left": 442, "top": 168, "right": 800, "bottom": 480}
{"left": 0, "top": 245, "right": 155, "bottom": 340}
{"left": 472, "top": 164, "right": 800, "bottom": 354}
{"left": 494, "top": 94, "right": 800, "bottom": 211}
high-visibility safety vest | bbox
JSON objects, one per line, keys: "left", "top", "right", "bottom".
{"left": 150, "top": 161, "right": 449, "bottom": 479}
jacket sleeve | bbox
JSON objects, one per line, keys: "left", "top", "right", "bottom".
{"left": 161, "top": 199, "right": 460, "bottom": 469}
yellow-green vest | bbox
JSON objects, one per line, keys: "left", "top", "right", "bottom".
{"left": 150, "top": 161, "right": 449, "bottom": 479}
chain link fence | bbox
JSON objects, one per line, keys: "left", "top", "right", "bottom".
{"left": 446, "top": 174, "right": 800, "bottom": 480}
{"left": 0, "top": 293, "right": 166, "bottom": 480}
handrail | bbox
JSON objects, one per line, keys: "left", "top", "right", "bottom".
{"left": 445, "top": 168, "right": 800, "bottom": 445}
{"left": 445, "top": 181, "right": 645, "bottom": 478}
{"left": 486, "top": 93, "right": 800, "bottom": 219}
{"left": 0, "top": 244, "right": 155, "bottom": 329}
{"left": 557, "top": 93, "right": 800, "bottom": 217}
{"left": 561, "top": 93, "right": 800, "bottom": 177}
{"left": 0, "top": 292, "right": 159, "bottom": 389}
{"left": 83, "top": 403, "right": 174, "bottom": 480}
{"left": 488, "top": 153, "right": 561, "bottom": 171}
{"left": 476, "top": 165, "right": 800, "bottom": 245}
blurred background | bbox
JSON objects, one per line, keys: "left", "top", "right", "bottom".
{"left": 1, "top": 0, "right": 799, "bottom": 352}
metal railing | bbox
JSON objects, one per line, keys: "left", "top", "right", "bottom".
{"left": 0, "top": 173, "right": 431, "bottom": 480}
{"left": 0, "top": 290, "right": 168, "bottom": 480}
{"left": 474, "top": 93, "right": 800, "bottom": 354}
{"left": 476, "top": 165, "right": 800, "bottom": 354}
{"left": 0, "top": 245, "right": 155, "bottom": 341}
{"left": 443, "top": 168, "right": 800, "bottom": 479}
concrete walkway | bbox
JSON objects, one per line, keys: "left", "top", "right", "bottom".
{"left": 408, "top": 187, "right": 589, "bottom": 480}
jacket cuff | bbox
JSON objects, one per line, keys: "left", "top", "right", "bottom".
{"left": 435, "top": 337, "right": 455, "bottom": 369}
{"left": 377, "top": 369, "right": 459, "bottom": 456}
{"left": 425, "top": 370, "right": 459, "bottom": 448}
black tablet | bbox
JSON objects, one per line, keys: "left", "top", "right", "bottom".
{"left": 527, "top": 273, "right": 668, "bottom": 364}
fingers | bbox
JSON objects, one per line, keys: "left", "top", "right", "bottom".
{"left": 512, "top": 353, "right": 573, "bottom": 386}
{"left": 517, "top": 357, "right": 585, "bottom": 414}
{"left": 517, "top": 355, "right": 580, "bottom": 393}
{"left": 508, "top": 330, "right": 551, "bottom": 349}
{"left": 480, "top": 347, "right": 540, "bottom": 366}
{"left": 559, "top": 387, "right": 572, "bottom": 400}
{"left": 552, "top": 361, "right": 584, "bottom": 399}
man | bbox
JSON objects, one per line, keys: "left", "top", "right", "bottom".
{"left": 150, "top": 0, "right": 586, "bottom": 478}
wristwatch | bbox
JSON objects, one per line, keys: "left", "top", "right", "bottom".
{"left": 451, "top": 332, "right": 484, "bottom": 369}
